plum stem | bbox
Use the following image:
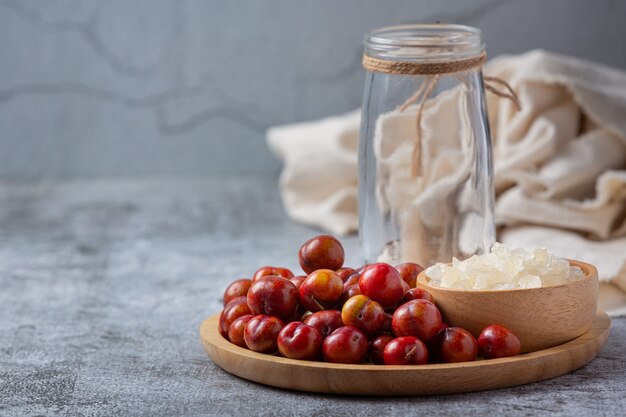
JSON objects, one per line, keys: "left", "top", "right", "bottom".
{"left": 311, "top": 297, "right": 325, "bottom": 311}
{"left": 405, "top": 346, "right": 417, "bottom": 360}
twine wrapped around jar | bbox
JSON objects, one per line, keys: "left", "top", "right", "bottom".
{"left": 363, "top": 52, "right": 521, "bottom": 176}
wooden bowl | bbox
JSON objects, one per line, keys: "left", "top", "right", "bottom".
{"left": 415, "top": 259, "right": 598, "bottom": 353}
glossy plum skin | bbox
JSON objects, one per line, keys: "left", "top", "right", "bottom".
{"left": 218, "top": 298, "right": 252, "bottom": 337}
{"left": 400, "top": 280, "right": 410, "bottom": 296}
{"left": 289, "top": 275, "right": 306, "bottom": 290}
{"left": 227, "top": 314, "right": 254, "bottom": 348}
{"left": 341, "top": 295, "right": 385, "bottom": 336}
{"left": 298, "top": 269, "right": 343, "bottom": 312}
{"left": 358, "top": 263, "right": 404, "bottom": 308}
{"left": 343, "top": 273, "right": 360, "bottom": 288}
{"left": 434, "top": 327, "right": 478, "bottom": 363}
{"left": 369, "top": 335, "right": 393, "bottom": 365}
{"left": 336, "top": 267, "right": 357, "bottom": 282}
{"left": 223, "top": 279, "right": 252, "bottom": 306}
{"left": 252, "top": 266, "right": 294, "bottom": 282}
{"left": 478, "top": 325, "right": 522, "bottom": 359}
{"left": 403, "top": 288, "right": 435, "bottom": 304}
{"left": 243, "top": 315, "right": 284, "bottom": 353}
{"left": 383, "top": 336, "right": 428, "bottom": 365}
{"left": 303, "top": 310, "right": 344, "bottom": 338}
{"left": 392, "top": 299, "right": 442, "bottom": 342}
{"left": 380, "top": 312, "right": 393, "bottom": 335}
{"left": 395, "top": 262, "right": 424, "bottom": 288}
{"left": 322, "top": 326, "right": 368, "bottom": 364}
{"left": 277, "top": 322, "right": 323, "bottom": 360}
{"left": 246, "top": 276, "right": 298, "bottom": 320}
{"left": 224, "top": 295, "right": 247, "bottom": 307}
{"left": 298, "top": 235, "right": 345, "bottom": 274}
{"left": 284, "top": 310, "right": 304, "bottom": 324}
{"left": 219, "top": 236, "right": 522, "bottom": 365}
{"left": 340, "top": 283, "right": 362, "bottom": 305}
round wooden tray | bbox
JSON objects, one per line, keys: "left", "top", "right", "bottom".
{"left": 200, "top": 312, "right": 610, "bottom": 396}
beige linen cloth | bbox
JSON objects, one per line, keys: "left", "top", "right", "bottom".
{"left": 267, "top": 50, "right": 626, "bottom": 316}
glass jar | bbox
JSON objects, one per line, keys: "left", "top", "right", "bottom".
{"left": 358, "top": 24, "right": 495, "bottom": 267}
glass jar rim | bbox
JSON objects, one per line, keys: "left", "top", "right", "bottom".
{"left": 364, "top": 24, "right": 484, "bottom": 62}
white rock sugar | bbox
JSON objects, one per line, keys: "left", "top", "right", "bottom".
{"left": 425, "top": 243, "right": 585, "bottom": 290}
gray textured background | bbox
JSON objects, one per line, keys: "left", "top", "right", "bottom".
{"left": 1, "top": 0, "right": 626, "bottom": 179}
{"left": 1, "top": 178, "right": 624, "bottom": 416}
{"left": 2, "top": 3, "right": 626, "bottom": 414}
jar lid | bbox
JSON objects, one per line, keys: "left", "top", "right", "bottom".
{"left": 364, "top": 24, "right": 484, "bottom": 63}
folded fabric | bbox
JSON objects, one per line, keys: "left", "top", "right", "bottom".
{"left": 267, "top": 111, "right": 360, "bottom": 235}
{"left": 267, "top": 50, "right": 626, "bottom": 316}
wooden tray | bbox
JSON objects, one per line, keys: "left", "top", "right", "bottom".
{"left": 200, "top": 312, "right": 610, "bottom": 396}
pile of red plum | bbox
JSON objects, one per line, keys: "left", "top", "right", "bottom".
{"left": 218, "top": 235, "right": 521, "bottom": 365}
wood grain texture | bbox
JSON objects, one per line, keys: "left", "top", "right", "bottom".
{"left": 200, "top": 311, "right": 610, "bottom": 396}
{"left": 416, "top": 259, "right": 598, "bottom": 353}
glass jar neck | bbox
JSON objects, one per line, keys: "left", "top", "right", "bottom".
{"left": 364, "top": 24, "right": 484, "bottom": 63}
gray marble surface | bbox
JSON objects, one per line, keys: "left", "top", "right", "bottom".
{"left": 0, "top": 178, "right": 624, "bottom": 416}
